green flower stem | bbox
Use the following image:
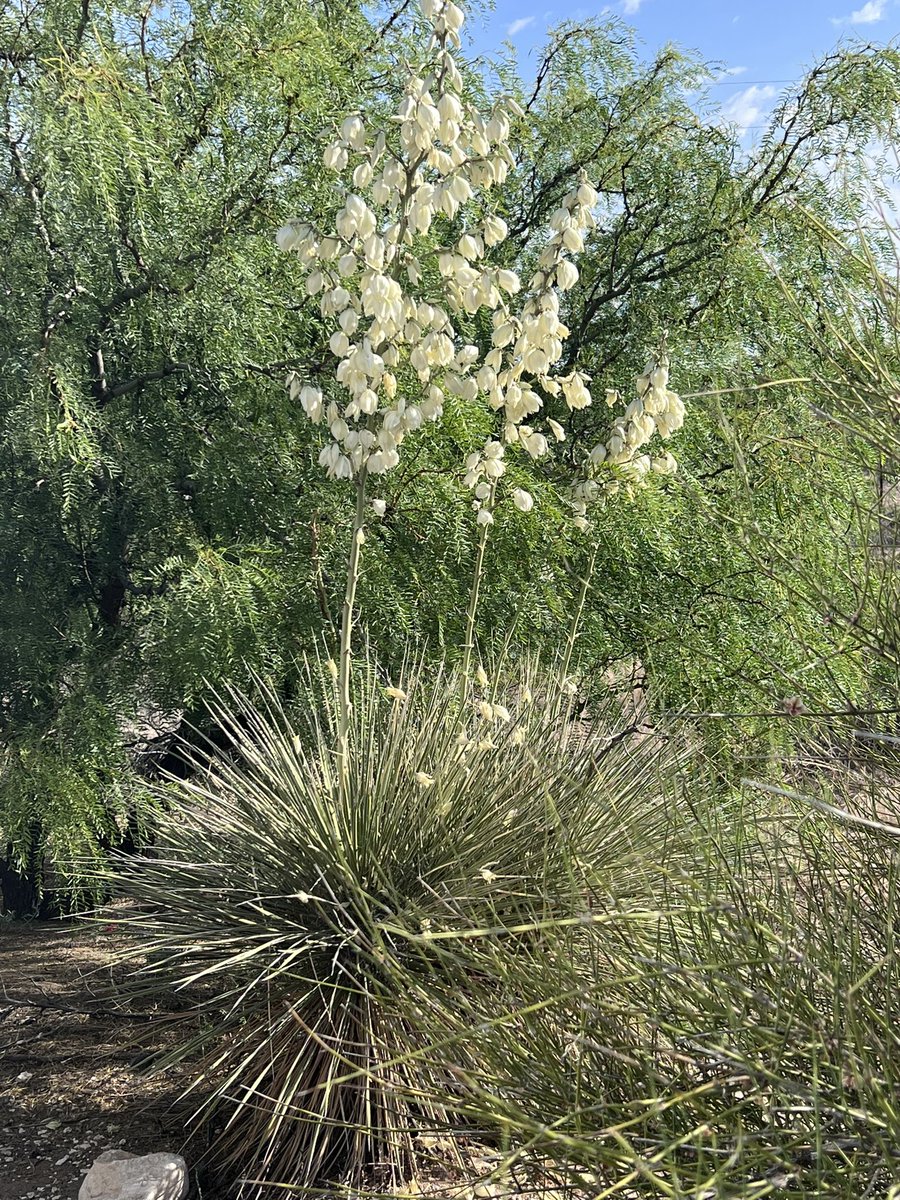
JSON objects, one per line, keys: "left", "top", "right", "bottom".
{"left": 337, "top": 467, "right": 368, "bottom": 788}
{"left": 460, "top": 509, "right": 492, "bottom": 710}
{"left": 560, "top": 538, "right": 599, "bottom": 687}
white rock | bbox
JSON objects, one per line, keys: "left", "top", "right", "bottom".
{"left": 78, "top": 1150, "right": 188, "bottom": 1200}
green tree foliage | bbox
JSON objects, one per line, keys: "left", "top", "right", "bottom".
{"left": 0, "top": 0, "right": 372, "bottom": 895}
{"left": 1, "top": 0, "right": 898, "bottom": 895}
{"left": 491, "top": 26, "right": 900, "bottom": 724}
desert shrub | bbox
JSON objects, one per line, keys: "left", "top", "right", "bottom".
{"left": 106, "top": 662, "right": 691, "bottom": 1195}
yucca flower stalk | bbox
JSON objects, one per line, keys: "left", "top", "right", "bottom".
{"left": 276, "top": 0, "right": 611, "bottom": 735}
{"left": 557, "top": 341, "right": 685, "bottom": 688}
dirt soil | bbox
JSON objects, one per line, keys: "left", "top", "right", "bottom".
{"left": 0, "top": 917, "right": 228, "bottom": 1200}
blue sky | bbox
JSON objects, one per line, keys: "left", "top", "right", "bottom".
{"left": 466, "top": 0, "right": 899, "bottom": 138}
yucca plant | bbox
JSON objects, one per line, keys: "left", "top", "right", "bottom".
{"left": 104, "top": 657, "right": 691, "bottom": 1196}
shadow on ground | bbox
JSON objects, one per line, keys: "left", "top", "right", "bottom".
{"left": 0, "top": 919, "right": 231, "bottom": 1200}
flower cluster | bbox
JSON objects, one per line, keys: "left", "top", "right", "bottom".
{"left": 458, "top": 177, "right": 598, "bottom": 520}
{"left": 277, "top": 0, "right": 599, "bottom": 512}
{"left": 570, "top": 352, "right": 685, "bottom": 527}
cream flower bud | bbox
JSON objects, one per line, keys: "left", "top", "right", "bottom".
{"left": 562, "top": 227, "right": 584, "bottom": 253}
{"left": 492, "top": 322, "right": 515, "bottom": 347}
{"left": 483, "top": 214, "right": 508, "bottom": 246}
{"left": 548, "top": 419, "right": 565, "bottom": 442}
{"left": 340, "top": 114, "right": 366, "bottom": 149}
{"left": 372, "top": 498, "right": 387, "bottom": 516}
{"left": 562, "top": 372, "right": 592, "bottom": 411}
{"left": 275, "top": 223, "right": 301, "bottom": 252}
{"left": 299, "top": 386, "right": 324, "bottom": 422}
{"left": 444, "top": 2, "right": 465, "bottom": 32}
{"left": 323, "top": 141, "right": 348, "bottom": 171}
{"left": 437, "top": 92, "right": 462, "bottom": 123}
{"left": 458, "top": 233, "right": 480, "bottom": 259}
{"left": 496, "top": 269, "right": 520, "bottom": 294}
{"left": 577, "top": 180, "right": 598, "bottom": 207}
{"left": 485, "top": 110, "right": 510, "bottom": 143}
{"left": 353, "top": 161, "right": 374, "bottom": 189}
{"left": 449, "top": 174, "right": 472, "bottom": 204}
{"left": 556, "top": 260, "right": 579, "bottom": 290}
{"left": 653, "top": 451, "right": 678, "bottom": 475}
{"left": 512, "top": 488, "right": 533, "bottom": 513}
{"left": 364, "top": 235, "right": 385, "bottom": 271}
{"left": 476, "top": 365, "right": 496, "bottom": 392}
{"left": 476, "top": 508, "right": 494, "bottom": 526}
{"left": 339, "top": 308, "right": 359, "bottom": 335}
{"left": 521, "top": 429, "right": 549, "bottom": 459}
{"left": 651, "top": 364, "right": 669, "bottom": 390}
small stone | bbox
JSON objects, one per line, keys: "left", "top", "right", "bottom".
{"left": 15, "top": 1072, "right": 33, "bottom": 1084}
{"left": 78, "top": 1150, "right": 188, "bottom": 1200}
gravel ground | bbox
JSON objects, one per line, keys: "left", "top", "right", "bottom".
{"left": 0, "top": 918, "right": 226, "bottom": 1199}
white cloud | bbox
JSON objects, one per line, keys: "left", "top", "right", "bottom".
{"left": 622, "top": 0, "right": 643, "bottom": 13}
{"left": 506, "top": 15, "right": 536, "bottom": 34}
{"left": 720, "top": 84, "right": 777, "bottom": 136}
{"left": 717, "top": 65, "right": 748, "bottom": 80}
{"left": 830, "top": 0, "right": 887, "bottom": 25}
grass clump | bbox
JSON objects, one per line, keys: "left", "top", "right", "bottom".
{"left": 411, "top": 792, "right": 900, "bottom": 1199}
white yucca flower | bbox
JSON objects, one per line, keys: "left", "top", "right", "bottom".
{"left": 574, "top": 345, "right": 685, "bottom": 518}
{"left": 275, "top": 0, "right": 600, "bottom": 495}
